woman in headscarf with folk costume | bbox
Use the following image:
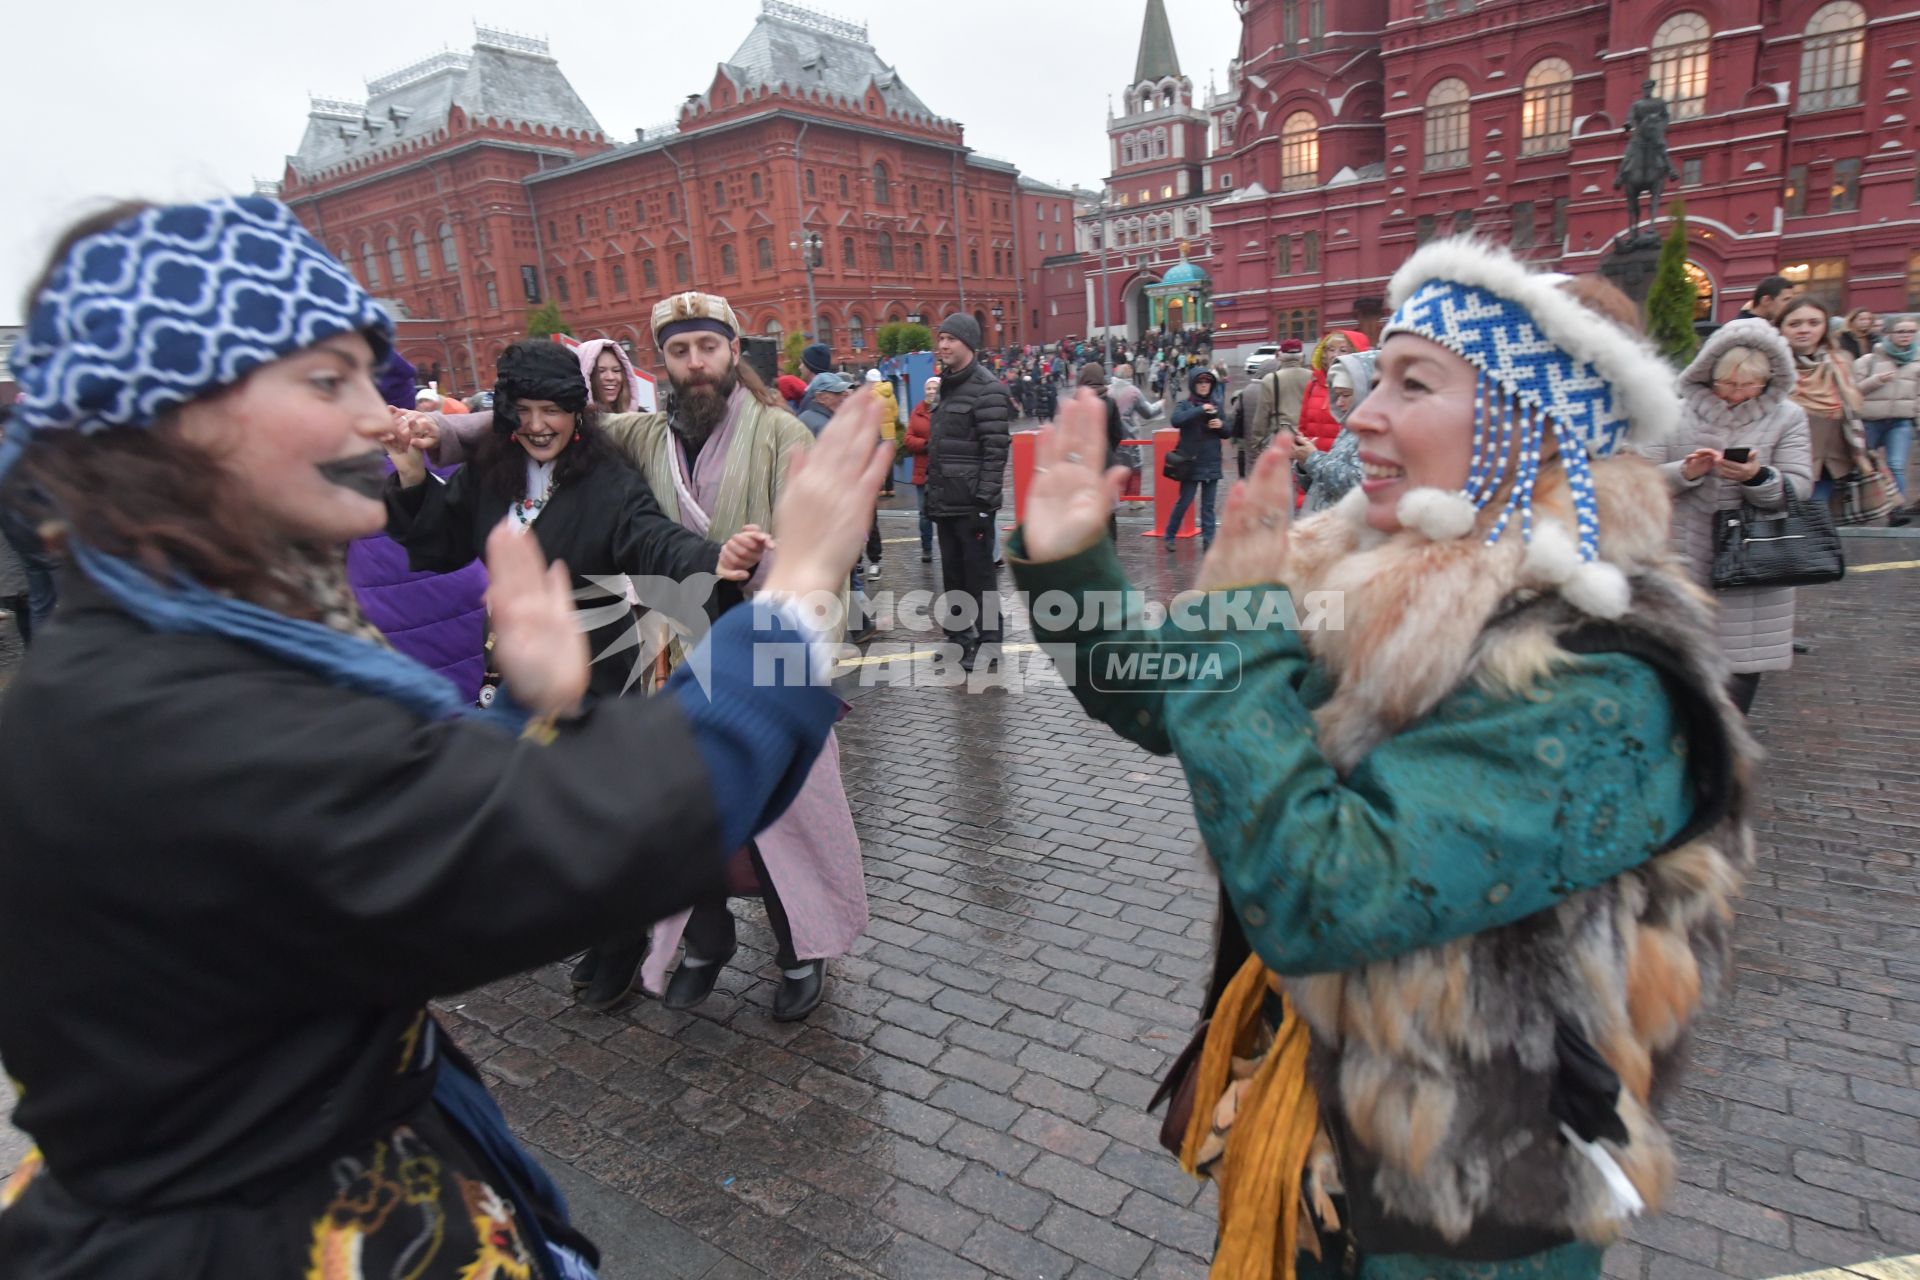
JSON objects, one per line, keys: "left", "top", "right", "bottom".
{"left": 1010, "top": 240, "right": 1755, "bottom": 1280}
{"left": 0, "top": 196, "right": 889, "bottom": 1278}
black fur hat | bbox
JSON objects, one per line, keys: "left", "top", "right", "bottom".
{"left": 493, "top": 340, "right": 587, "bottom": 435}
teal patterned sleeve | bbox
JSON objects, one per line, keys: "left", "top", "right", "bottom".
{"left": 1163, "top": 594, "right": 1692, "bottom": 975}
{"left": 1006, "top": 530, "right": 1178, "bottom": 755}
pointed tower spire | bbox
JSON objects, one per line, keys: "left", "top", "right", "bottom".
{"left": 1133, "top": 0, "right": 1181, "bottom": 84}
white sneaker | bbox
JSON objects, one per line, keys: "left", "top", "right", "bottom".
{"left": 868, "top": 562, "right": 882, "bottom": 579}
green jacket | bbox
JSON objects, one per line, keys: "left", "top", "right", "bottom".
{"left": 1009, "top": 532, "right": 1690, "bottom": 981}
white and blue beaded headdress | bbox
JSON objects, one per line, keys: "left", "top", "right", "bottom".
{"left": 4, "top": 196, "right": 393, "bottom": 480}
{"left": 1379, "top": 240, "right": 1677, "bottom": 578}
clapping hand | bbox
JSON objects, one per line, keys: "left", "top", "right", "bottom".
{"left": 762, "top": 391, "right": 893, "bottom": 601}
{"left": 718, "top": 525, "right": 773, "bottom": 582}
{"left": 1198, "top": 446, "right": 1294, "bottom": 591}
{"left": 1021, "top": 390, "right": 1131, "bottom": 563}
{"left": 484, "top": 521, "right": 588, "bottom": 719}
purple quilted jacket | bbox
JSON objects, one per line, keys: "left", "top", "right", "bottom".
{"left": 345, "top": 354, "right": 489, "bottom": 702}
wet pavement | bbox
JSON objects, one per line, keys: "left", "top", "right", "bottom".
{"left": 439, "top": 524, "right": 1920, "bottom": 1280}
{"left": 2, "top": 461, "right": 1918, "bottom": 1279}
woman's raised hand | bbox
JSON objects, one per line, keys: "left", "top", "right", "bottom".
{"left": 484, "top": 522, "right": 589, "bottom": 718}
{"left": 1198, "top": 445, "right": 1294, "bottom": 591}
{"left": 717, "top": 525, "right": 774, "bottom": 582}
{"left": 762, "top": 391, "right": 892, "bottom": 601}
{"left": 1021, "top": 390, "right": 1130, "bottom": 563}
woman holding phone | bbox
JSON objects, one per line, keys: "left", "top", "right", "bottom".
{"left": 1639, "top": 318, "right": 1812, "bottom": 713}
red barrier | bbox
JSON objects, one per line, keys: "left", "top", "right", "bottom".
{"left": 1149, "top": 426, "right": 1197, "bottom": 538}
{"left": 1011, "top": 430, "right": 1036, "bottom": 524}
{"left": 1009, "top": 425, "right": 1184, "bottom": 536}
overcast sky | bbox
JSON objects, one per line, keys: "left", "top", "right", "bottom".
{"left": 3, "top": 0, "right": 1243, "bottom": 325}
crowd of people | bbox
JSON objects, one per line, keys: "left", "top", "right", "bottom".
{"left": 0, "top": 193, "right": 1909, "bottom": 1280}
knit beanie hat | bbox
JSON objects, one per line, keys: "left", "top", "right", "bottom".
{"left": 1378, "top": 239, "right": 1679, "bottom": 617}
{"left": 937, "top": 313, "right": 982, "bottom": 352}
{"left": 801, "top": 343, "right": 833, "bottom": 376}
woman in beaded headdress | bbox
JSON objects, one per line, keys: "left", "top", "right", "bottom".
{"left": 1009, "top": 240, "right": 1757, "bottom": 1279}
{"left": 0, "top": 197, "right": 888, "bottom": 1279}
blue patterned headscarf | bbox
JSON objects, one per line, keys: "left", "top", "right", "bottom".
{"left": 1380, "top": 240, "right": 1677, "bottom": 566}
{"left": 4, "top": 195, "right": 392, "bottom": 479}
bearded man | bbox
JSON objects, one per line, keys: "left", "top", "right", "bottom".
{"left": 418, "top": 293, "right": 867, "bottom": 1022}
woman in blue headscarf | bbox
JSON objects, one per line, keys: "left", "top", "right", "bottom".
{"left": 1009, "top": 248, "right": 1756, "bottom": 1280}
{"left": 0, "top": 197, "right": 888, "bottom": 1279}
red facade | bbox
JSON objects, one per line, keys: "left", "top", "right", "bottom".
{"left": 1203, "top": 0, "right": 1918, "bottom": 345}
{"left": 1015, "top": 178, "right": 1094, "bottom": 344}
{"left": 280, "top": 8, "right": 1022, "bottom": 394}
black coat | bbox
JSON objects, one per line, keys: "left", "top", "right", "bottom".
{"left": 0, "top": 579, "right": 735, "bottom": 1277}
{"left": 1169, "top": 376, "right": 1228, "bottom": 482}
{"left": 385, "top": 455, "right": 726, "bottom": 699}
{"left": 925, "top": 360, "right": 1013, "bottom": 519}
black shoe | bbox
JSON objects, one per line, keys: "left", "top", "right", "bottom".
{"left": 663, "top": 952, "right": 732, "bottom": 1010}
{"left": 850, "top": 619, "right": 878, "bottom": 644}
{"left": 1792, "top": 640, "right": 1812, "bottom": 655}
{"left": 921, "top": 552, "right": 932, "bottom": 563}
{"left": 568, "top": 950, "right": 599, "bottom": 990}
{"left": 578, "top": 940, "right": 647, "bottom": 1012}
{"left": 1165, "top": 538, "right": 1177, "bottom": 552}
{"left": 773, "top": 962, "right": 826, "bottom": 1022}
{"left": 958, "top": 640, "right": 980, "bottom": 672}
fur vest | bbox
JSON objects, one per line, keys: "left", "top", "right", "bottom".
{"left": 1239, "top": 458, "right": 1757, "bottom": 1257}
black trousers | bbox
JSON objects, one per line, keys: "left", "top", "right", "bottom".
{"left": 684, "top": 844, "right": 799, "bottom": 969}
{"left": 1727, "top": 672, "right": 1762, "bottom": 716}
{"left": 934, "top": 513, "right": 1000, "bottom": 642}
{"left": 865, "top": 517, "right": 882, "bottom": 565}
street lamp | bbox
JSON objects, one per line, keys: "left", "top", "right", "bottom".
{"left": 1096, "top": 197, "right": 1113, "bottom": 366}
{"left": 789, "top": 232, "right": 822, "bottom": 340}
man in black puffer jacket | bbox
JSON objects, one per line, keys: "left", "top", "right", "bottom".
{"left": 926, "top": 314, "right": 1012, "bottom": 669}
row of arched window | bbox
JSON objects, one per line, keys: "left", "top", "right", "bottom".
{"left": 1121, "top": 128, "right": 1170, "bottom": 165}
{"left": 339, "top": 223, "right": 460, "bottom": 291}
{"left": 1092, "top": 207, "right": 1204, "bottom": 249}
{"left": 1263, "top": 5, "right": 1867, "bottom": 193}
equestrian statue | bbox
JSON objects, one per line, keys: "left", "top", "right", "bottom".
{"left": 1615, "top": 80, "right": 1681, "bottom": 244}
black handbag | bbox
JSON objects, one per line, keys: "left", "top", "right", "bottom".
{"left": 1162, "top": 448, "right": 1195, "bottom": 483}
{"left": 1711, "top": 476, "right": 1844, "bottom": 590}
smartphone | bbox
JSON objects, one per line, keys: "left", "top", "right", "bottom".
{"left": 1723, "top": 447, "right": 1753, "bottom": 463}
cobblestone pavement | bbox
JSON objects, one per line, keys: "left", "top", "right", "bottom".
{"left": 3, "top": 498, "right": 1918, "bottom": 1280}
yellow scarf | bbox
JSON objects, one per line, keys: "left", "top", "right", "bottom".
{"left": 1181, "top": 953, "right": 1322, "bottom": 1280}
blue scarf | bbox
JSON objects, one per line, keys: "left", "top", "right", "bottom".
{"left": 71, "top": 540, "right": 511, "bottom": 728}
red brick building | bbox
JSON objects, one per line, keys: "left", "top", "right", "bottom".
{"left": 279, "top": 6, "right": 1023, "bottom": 393}
{"left": 1200, "top": 0, "right": 1918, "bottom": 347}
{"left": 1015, "top": 177, "right": 1097, "bottom": 345}
{"left": 1075, "top": 0, "right": 1230, "bottom": 348}
{"left": 1058, "top": 0, "right": 1916, "bottom": 351}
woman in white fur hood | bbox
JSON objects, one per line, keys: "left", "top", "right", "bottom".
{"left": 1008, "top": 241, "right": 1756, "bottom": 1280}
{"left": 1639, "top": 318, "right": 1813, "bottom": 712}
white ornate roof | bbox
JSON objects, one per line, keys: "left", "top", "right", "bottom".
{"left": 288, "top": 26, "right": 602, "bottom": 179}
{"left": 719, "top": 1, "right": 937, "bottom": 120}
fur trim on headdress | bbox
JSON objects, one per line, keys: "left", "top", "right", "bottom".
{"left": 1397, "top": 488, "right": 1477, "bottom": 541}
{"left": 1385, "top": 239, "right": 1678, "bottom": 449}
